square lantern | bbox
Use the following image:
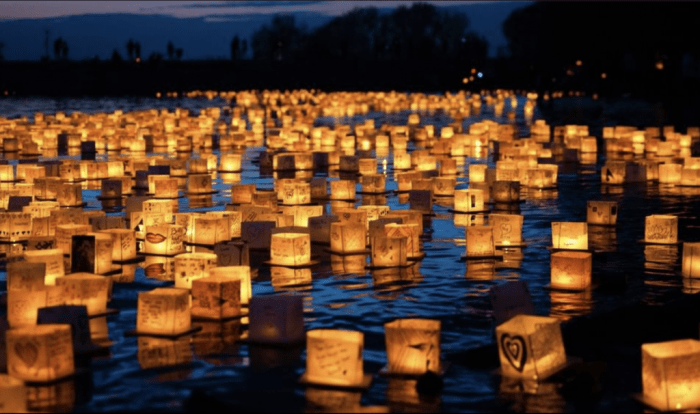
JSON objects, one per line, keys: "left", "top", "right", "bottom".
{"left": 371, "top": 235, "right": 407, "bottom": 267}
{"left": 330, "top": 180, "right": 355, "bottom": 200}
{"left": 495, "top": 314, "right": 567, "bottom": 380}
{"left": 641, "top": 339, "right": 700, "bottom": 411}
{"left": 252, "top": 191, "right": 279, "bottom": 212}
{"left": 432, "top": 177, "right": 456, "bottom": 197}
{"left": 56, "top": 183, "right": 82, "bottom": 207}
{"left": 280, "top": 182, "right": 311, "bottom": 205}
{"left": 358, "top": 158, "right": 377, "bottom": 175}
{"left": 153, "top": 177, "right": 179, "bottom": 199}
{"left": 304, "top": 330, "right": 367, "bottom": 387}
{"left": 466, "top": 226, "right": 495, "bottom": 258}
{"left": 270, "top": 233, "right": 311, "bottom": 266}
{"left": 6, "top": 261, "right": 46, "bottom": 291}
{"left": 136, "top": 287, "right": 191, "bottom": 335}
{"left": 489, "top": 214, "right": 524, "bottom": 247}
{"left": 55, "top": 224, "right": 91, "bottom": 255}
{"left": 0, "top": 374, "right": 27, "bottom": 412}
{"left": 6, "top": 324, "right": 74, "bottom": 382}
{"left": 396, "top": 171, "right": 417, "bottom": 192}
{"left": 384, "top": 319, "right": 441, "bottom": 375}
{"left": 330, "top": 222, "right": 367, "bottom": 253}
{"left": 361, "top": 174, "right": 386, "bottom": 193}
{"left": 144, "top": 224, "right": 187, "bottom": 256}
{"left": 248, "top": 295, "right": 305, "bottom": 345}
{"left": 219, "top": 154, "right": 242, "bottom": 172}
{"left": 55, "top": 273, "right": 111, "bottom": 316}
{"left": 188, "top": 174, "right": 213, "bottom": 194}
{"left": 409, "top": 190, "right": 433, "bottom": 213}
{"left": 551, "top": 222, "right": 588, "bottom": 250}
{"left": 209, "top": 266, "right": 252, "bottom": 305}
{"left": 586, "top": 201, "right": 618, "bottom": 226}
{"left": 644, "top": 215, "right": 678, "bottom": 244}
{"left": 659, "top": 163, "right": 682, "bottom": 185}
{"left": 454, "top": 189, "right": 485, "bottom": 213}
{"left": 191, "top": 276, "right": 241, "bottom": 320}
{"left": 70, "top": 233, "right": 114, "bottom": 275}
{"left": 394, "top": 152, "right": 412, "bottom": 170}
{"left": 0, "top": 212, "right": 33, "bottom": 241}
{"left": 492, "top": 181, "right": 520, "bottom": 204}
{"left": 384, "top": 223, "right": 421, "bottom": 259}
{"left": 98, "top": 229, "right": 137, "bottom": 262}
{"left": 550, "top": 252, "right": 592, "bottom": 291}
{"left": 682, "top": 242, "right": 700, "bottom": 278}
{"left": 173, "top": 252, "right": 218, "bottom": 289}
{"left": 231, "top": 184, "right": 256, "bottom": 204}
{"left": 469, "top": 164, "right": 488, "bottom": 183}
{"left": 7, "top": 286, "right": 62, "bottom": 327}
{"left": 101, "top": 179, "right": 123, "bottom": 199}
{"left": 192, "top": 216, "right": 230, "bottom": 245}
{"left": 24, "top": 249, "right": 65, "bottom": 286}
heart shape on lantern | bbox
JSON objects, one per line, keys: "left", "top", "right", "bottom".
{"left": 500, "top": 223, "right": 512, "bottom": 237}
{"left": 500, "top": 334, "right": 527, "bottom": 372}
{"left": 15, "top": 341, "right": 39, "bottom": 367}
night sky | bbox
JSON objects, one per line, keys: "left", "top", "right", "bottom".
{"left": 0, "top": 1, "right": 529, "bottom": 61}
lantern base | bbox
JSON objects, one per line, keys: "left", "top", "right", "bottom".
{"left": 113, "top": 255, "right": 146, "bottom": 264}
{"left": 279, "top": 202, "right": 317, "bottom": 206}
{"left": 546, "top": 246, "right": 594, "bottom": 253}
{"left": 492, "top": 356, "right": 578, "bottom": 381}
{"left": 22, "top": 367, "right": 91, "bottom": 386}
{"left": 217, "top": 168, "right": 242, "bottom": 173}
{"left": 449, "top": 208, "right": 491, "bottom": 214}
{"left": 496, "top": 242, "right": 528, "bottom": 248}
{"left": 379, "top": 361, "right": 449, "bottom": 378}
{"left": 185, "top": 190, "right": 219, "bottom": 195}
{"left": 96, "top": 194, "right": 128, "bottom": 200}
{"left": 326, "top": 197, "right": 358, "bottom": 202}
{"left": 298, "top": 372, "right": 373, "bottom": 391}
{"left": 140, "top": 251, "right": 187, "bottom": 258}
{"left": 433, "top": 193, "right": 455, "bottom": 198}
{"left": 35, "top": 196, "right": 57, "bottom": 201}
{"left": 631, "top": 393, "right": 700, "bottom": 412}
{"left": 88, "top": 308, "right": 120, "bottom": 318}
{"left": 59, "top": 202, "right": 88, "bottom": 208}
{"left": 408, "top": 252, "right": 427, "bottom": 261}
{"left": 638, "top": 239, "right": 682, "bottom": 245}
{"left": 543, "top": 284, "right": 594, "bottom": 293}
{"left": 125, "top": 325, "right": 203, "bottom": 339}
{"left": 323, "top": 248, "right": 371, "bottom": 256}
{"left": 263, "top": 260, "right": 320, "bottom": 268}
{"left": 366, "top": 262, "right": 415, "bottom": 270}
{"left": 191, "top": 309, "right": 249, "bottom": 322}
{"left": 356, "top": 190, "right": 391, "bottom": 195}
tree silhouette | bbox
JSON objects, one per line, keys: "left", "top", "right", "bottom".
{"left": 0, "top": 41, "right": 4, "bottom": 61}
{"left": 111, "top": 48, "right": 122, "bottom": 63}
{"left": 53, "top": 37, "right": 68, "bottom": 60}
{"left": 134, "top": 42, "right": 141, "bottom": 60}
{"left": 251, "top": 15, "right": 306, "bottom": 61}
{"left": 167, "top": 41, "right": 174, "bottom": 60}
{"left": 231, "top": 35, "right": 240, "bottom": 60}
{"left": 175, "top": 48, "right": 183, "bottom": 60}
{"left": 126, "top": 39, "right": 135, "bottom": 60}
{"left": 241, "top": 39, "right": 247, "bottom": 59}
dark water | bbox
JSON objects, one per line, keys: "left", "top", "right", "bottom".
{"left": 0, "top": 94, "right": 698, "bottom": 413}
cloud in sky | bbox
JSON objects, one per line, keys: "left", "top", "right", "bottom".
{"left": 0, "top": 1, "right": 491, "bottom": 20}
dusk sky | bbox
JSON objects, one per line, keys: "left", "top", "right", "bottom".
{"left": 0, "top": 1, "right": 529, "bottom": 60}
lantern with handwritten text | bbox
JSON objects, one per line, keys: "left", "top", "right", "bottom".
{"left": 270, "top": 233, "right": 311, "bottom": 266}
{"left": 466, "top": 226, "right": 496, "bottom": 258}
{"left": 55, "top": 273, "right": 111, "bottom": 316}
{"left": 24, "top": 249, "right": 65, "bottom": 285}
{"left": 99, "top": 229, "right": 137, "bottom": 262}
{"left": 173, "top": 252, "right": 217, "bottom": 289}
{"left": 191, "top": 276, "right": 241, "bottom": 320}
{"left": 644, "top": 215, "right": 678, "bottom": 244}
{"left": 330, "top": 180, "right": 355, "bottom": 200}
{"left": 489, "top": 214, "right": 523, "bottom": 247}
{"left": 136, "top": 287, "right": 191, "bottom": 335}
{"left": 495, "top": 314, "right": 567, "bottom": 380}
{"left": 330, "top": 222, "right": 367, "bottom": 253}
{"left": 6, "top": 324, "right": 75, "bottom": 382}
{"left": 550, "top": 252, "right": 592, "bottom": 291}
{"left": 304, "top": 330, "right": 366, "bottom": 387}
{"left": 371, "top": 235, "right": 407, "bottom": 267}
{"left": 551, "top": 222, "right": 588, "bottom": 250}
{"left": 641, "top": 339, "right": 700, "bottom": 411}
{"left": 384, "top": 319, "right": 441, "bottom": 375}
{"left": 144, "top": 224, "right": 186, "bottom": 256}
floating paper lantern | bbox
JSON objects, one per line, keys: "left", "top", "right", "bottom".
{"left": 371, "top": 235, "right": 407, "bottom": 267}
{"left": 644, "top": 215, "right": 678, "bottom": 244}
{"left": 492, "top": 181, "right": 520, "bottom": 203}
{"left": 466, "top": 226, "right": 496, "bottom": 258}
{"left": 384, "top": 319, "right": 441, "bottom": 375}
{"left": 56, "top": 183, "right": 82, "bottom": 207}
{"left": 682, "top": 242, "right": 700, "bottom": 278}
{"left": 659, "top": 163, "right": 683, "bottom": 185}
{"left": 641, "top": 339, "right": 700, "bottom": 411}
{"left": 24, "top": 248, "right": 65, "bottom": 285}
{"left": 586, "top": 201, "right": 618, "bottom": 226}
{"left": 361, "top": 174, "right": 386, "bottom": 193}
{"left": 248, "top": 295, "right": 305, "bottom": 345}
{"left": 231, "top": 184, "right": 256, "bottom": 204}
{"left": 0, "top": 374, "right": 27, "bottom": 412}
{"left": 550, "top": 252, "right": 592, "bottom": 291}
{"left": 280, "top": 182, "right": 311, "bottom": 205}
{"left": 99, "top": 229, "right": 137, "bottom": 262}
{"left": 7, "top": 286, "right": 62, "bottom": 327}
{"left": 551, "top": 222, "right": 588, "bottom": 250}
{"left": 55, "top": 224, "right": 91, "bottom": 255}
{"left": 55, "top": 273, "right": 110, "bottom": 315}
{"left": 6, "top": 324, "right": 74, "bottom": 382}
{"left": 173, "top": 252, "right": 217, "bottom": 289}
{"left": 188, "top": 174, "right": 213, "bottom": 194}
{"left": 0, "top": 212, "right": 32, "bottom": 242}
{"left": 219, "top": 154, "right": 242, "bottom": 172}
{"left": 136, "top": 287, "right": 191, "bottom": 335}
{"left": 153, "top": 176, "right": 179, "bottom": 199}
{"left": 270, "top": 233, "right": 311, "bottom": 266}
{"left": 70, "top": 233, "right": 114, "bottom": 275}
{"left": 252, "top": 191, "right": 279, "bottom": 211}
{"left": 495, "top": 314, "right": 567, "bottom": 380}
{"left": 144, "top": 224, "right": 186, "bottom": 256}
{"left": 339, "top": 155, "right": 359, "bottom": 172}
{"left": 489, "top": 214, "right": 524, "bottom": 247}
{"left": 192, "top": 216, "right": 230, "bottom": 245}
{"left": 191, "top": 276, "right": 241, "bottom": 320}
{"left": 330, "top": 180, "right": 355, "bottom": 200}
{"left": 209, "top": 266, "right": 252, "bottom": 305}
{"left": 395, "top": 171, "right": 417, "bottom": 192}
{"left": 100, "top": 179, "right": 122, "bottom": 199}
{"left": 358, "top": 158, "right": 377, "bottom": 175}
{"left": 304, "top": 329, "right": 366, "bottom": 387}
{"left": 330, "top": 222, "right": 367, "bottom": 253}
{"left": 454, "top": 189, "right": 485, "bottom": 213}
{"left": 409, "top": 190, "right": 432, "bottom": 213}
{"left": 6, "top": 261, "right": 46, "bottom": 291}
{"left": 432, "top": 177, "right": 456, "bottom": 197}
{"left": 394, "top": 152, "right": 412, "bottom": 170}
{"left": 384, "top": 223, "right": 421, "bottom": 259}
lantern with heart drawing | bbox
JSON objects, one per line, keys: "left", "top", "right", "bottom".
{"left": 465, "top": 226, "right": 496, "bottom": 258}
{"left": 489, "top": 214, "right": 523, "bottom": 247}
{"left": 641, "top": 339, "right": 700, "bottom": 411}
{"left": 495, "top": 314, "right": 567, "bottom": 380}
{"left": 384, "top": 319, "right": 441, "bottom": 375}
{"left": 6, "top": 324, "right": 74, "bottom": 382}
{"left": 304, "top": 329, "right": 366, "bottom": 387}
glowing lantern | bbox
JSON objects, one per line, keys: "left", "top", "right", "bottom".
{"left": 55, "top": 224, "right": 90, "bottom": 255}
{"left": 152, "top": 176, "right": 179, "bottom": 199}
{"left": 454, "top": 189, "right": 485, "bottom": 213}
{"left": 219, "top": 154, "right": 242, "bottom": 172}
{"left": 24, "top": 249, "right": 64, "bottom": 285}
{"left": 371, "top": 235, "right": 407, "bottom": 267}
{"left": 384, "top": 319, "right": 441, "bottom": 375}
{"left": 136, "top": 287, "right": 191, "bottom": 335}
{"left": 99, "top": 229, "right": 137, "bottom": 262}
{"left": 7, "top": 286, "right": 62, "bottom": 327}
{"left": 187, "top": 174, "right": 213, "bottom": 194}
{"left": 270, "top": 233, "right": 311, "bottom": 266}
{"left": 0, "top": 374, "right": 27, "bottom": 412}
{"left": 280, "top": 182, "right": 311, "bottom": 205}
{"left": 6, "top": 324, "right": 74, "bottom": 382}
{"left": 55, "top": 273, "right": 110, "bottom": 316}
{"left": 489, "top": 214, "right": 524, "bottom": 247}
{"left": 330, "top": 222, "right": 367, "bottom": 253}
{"left": 56, "top": 183, "right": 82, "bottom": 207}
{"left": 681, "top": 167, "right": 700, "bottom": 186}
{"left": 191, "top": 276, "right": 241, "bottom": 320}
{"left": 409, "top": 190, "right": 432, "bottom": 213}
{"left": 0, "top": 212, "right": 32, "bottom": 242}
{"left": 644, "top": 215, "right": 678, "bottom": 244}
{"left": 173, "top": 252, "right": 217, "bottom": 289}
{"left": 492, "top": 181, "right": 520, "bottom": 203}
{"left": 330, "top": 180, "right": 355, "bottom": 200}
{"left": 495, "top": 314, "right": 567, "bottom": 380}
{"left": 659, "top": 163, "right": 682, "bottom": 185}
{"left": 6, "top": 261, "right": 46, "bottom": 291}
{"left": 231, "top": 183, "right": 256, "bottom": 204}
{"left": 248, "top": 295, "right": 305, "bottom": 345}
{"left": 210, "top": 266, "right": 252, "bottom": 305}
{"left": 396, "top": 171, "right": 418, "bottom": 192}
{"left": 358, "top": 158, "right": 377, "bottom": 175}
{"left": 394, "top": 152, "right": 412, "bottom": 170}
{"left": 192, "top": 216, "right": 230, "bottom": 245}
{"left": 466, "top": 226, "right": 496, "bottom": 258}
{"left": 361, "top": 174, "right": 386, "bottom": 193}
{"left": 432, "top": 177, "right": 456, "bottom": 197}
{"left": 551, "top": 222, "right": 588, "bottom": 250}
{"left": 641, "top": 339, "right": 700, "bottom": 411}
{"left": 144, "top": 224, "right": 187, "bottom": 256}
{"left": 384, "top": 223, "right": 421, "bottom": 259}
{"left": 524, "top": 168, "right": 554, "bottom": 189}
{"left": 70, "top": 233, "right": 114, "bottom": 275}
{"left": 586, "top": 201, "right": 618, "bottom": 226}
{"left": 303, "top": 330, "right": 368, "bottom": 387}
{"left": 682, "top": 242, "right": 700, "bottom": 278}
{"left": 550, "top": 252, "right": 592, "bottom": 290}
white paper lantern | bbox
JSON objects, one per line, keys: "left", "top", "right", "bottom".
{"left": 136, "top": 287, "right": 191, "bottom": 335}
